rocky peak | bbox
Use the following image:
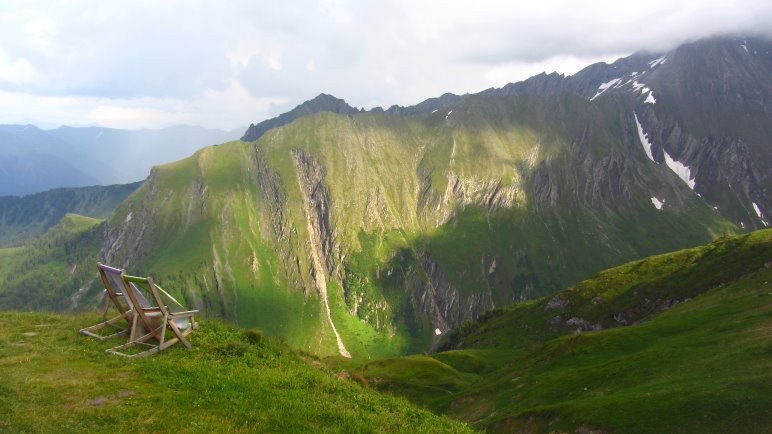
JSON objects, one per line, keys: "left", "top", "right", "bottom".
{"left": 384, "top": 92, "right": 464, "bottom": 116}
{"left": 241, "top": 93, "right": 359, "bottom": 142}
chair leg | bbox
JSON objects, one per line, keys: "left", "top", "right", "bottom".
{"left": 105, "top": 324, "right": 165, "bottom": 358}
{"left": 79, "top": 311, "right": 131, "bottom": 340}
{"left": 169, "top": 321, "right": 192, "bottom": 348}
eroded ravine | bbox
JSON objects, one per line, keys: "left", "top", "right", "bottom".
{"left": 292, "top": 150, "right": 351, "bottom": 358}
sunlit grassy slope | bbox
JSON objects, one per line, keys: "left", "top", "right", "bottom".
{"left": 0, "top": 311, "right": 472, "bottom": 433}
{"left": 345, "top": 229, "right": 772, "bottom": 433}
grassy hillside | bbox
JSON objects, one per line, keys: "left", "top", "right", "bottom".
{"left": 0, "top": 213, "right": 103, "bottom": 310}
{"left": 0, "top": 311, "right": 471, "bottom": 433}
{"left": 345, "top": 229, "right": 772, "bottom": 432}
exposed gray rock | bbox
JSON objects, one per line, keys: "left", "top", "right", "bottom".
{"left": 545, "top": 295, "right": 568, "bottom": 311}
{"left": 566, "top": 317, "right": 603, "bottom": 331}
{"left": 413, "top": 252, "right": 495, "bottom": 339}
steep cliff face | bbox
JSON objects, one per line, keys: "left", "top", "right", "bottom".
{"left": 632, "top": 36, "right": 772, "bottom": 229}
{"left": 477, "top": 35, "right": 771, "bottom": 231}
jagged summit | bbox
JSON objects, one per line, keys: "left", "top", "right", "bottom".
{"left": 241, "top": 93, "right": 358, "bottom": 142}
{"left": 384, "top": 92, "right": 465, "bottom": 116}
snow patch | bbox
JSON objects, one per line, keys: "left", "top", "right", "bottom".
{"left": 741, "top": 44, "right": 749, "bottom": 53}
{"left": 648, "top": 55, "right": 667, "bottom": 68}
{"left": 431, "top": 109, "right": 438, "bottom": 114}
{"left": 753, "top": 202, "right": 763, "bottom": 218}
{"left": 644, "top": 91, "right": 656, "bottom": 104}
{"left": 591, "top": 78, "right": 621, "bottom": 101}
{"left": 435, "top": 328, "right": 442, "bottom": 336}
{"left": 651, "top": 197, "right": 664, "bottom": 210}
{"left": 632, "top": 81, "right": 646, "bottom": 92}
{"left": 634, "top": 113, "right": 655, "bottom": 162}
{"left": 753, "top": 202, "right": 769, "bottom": 226}
{"left": 664, "top": 150, "right": 696, "bottom": 189}
{"left": 445, "top": 110, "right": 453, "bottom": 120}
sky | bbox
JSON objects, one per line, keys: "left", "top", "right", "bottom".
{"left": 0, "top": 0, "right": 771, "bottom": 130}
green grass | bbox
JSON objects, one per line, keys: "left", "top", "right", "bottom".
{"left": 0, "top": 311, "right": 472, "bottom": 433}
{"left": 343, "top": 229, "right": 772, "bottom": 432}
{"left": 459, "top": 268, "right": 772, "bottom": 433}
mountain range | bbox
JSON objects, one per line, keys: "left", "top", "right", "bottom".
{"left": 2, "top": 33, "right": 771, "bottom": 433}
{"left": 1, "top": 35, "right": 770, "bottom": 361}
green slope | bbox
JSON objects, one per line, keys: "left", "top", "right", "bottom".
{"left": 101, "top": 93, "right": 736, "bottom": 359}
{"left": 0, "top": 213, "right": 103, "bottom": 310}
{"left": 345, "top": 229, "right": 772, "bottom": 432}
{"left": 0, "top": 311, "right": 471, "bottom": 433}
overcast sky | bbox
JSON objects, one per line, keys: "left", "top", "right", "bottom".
{"left": 1, "top": 0, "right": 771, "bottom": 130}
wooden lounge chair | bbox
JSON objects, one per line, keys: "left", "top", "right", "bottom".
{"left": 106, "top": 273, "right": 198, "bottom": 358}
{"left": 79, "top": 263, "right": 133, "bottom": 340}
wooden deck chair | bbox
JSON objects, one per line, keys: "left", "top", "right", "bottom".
{"left": 106, "top": 273, "right": 198, "bottom": 358}
{"left": 79, "top": 263, "right": 133, "bottom": 340}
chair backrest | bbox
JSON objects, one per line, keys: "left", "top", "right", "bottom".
{"left": 123, "top": 275, "right": 193, "bottom": 331}
{"left": 97, "top": 263, "right": 131, "bottom": 316}
{"left": 147, "top": 278, "right": 193, "bottom": 330}
{"left": 116, "top": 274, "right": 163, "bottom": 334}
{"left": 126, "top": 281, "right": 153, "bottom": 310}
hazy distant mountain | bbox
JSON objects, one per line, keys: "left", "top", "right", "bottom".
{"left": 0, "top": 182, "right": 141, "bottom": 246}
{"left": 0, "top": 126, "right": 98, "bottom": 196}
{"left": 0, "top": 124, "right": 243, "bottom": 196}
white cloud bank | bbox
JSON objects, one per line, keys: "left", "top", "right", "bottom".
{"left": 0, "top": 0, "right": 771, "bottom": 129}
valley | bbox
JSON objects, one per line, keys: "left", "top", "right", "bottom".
{"left": 344, "top": 229, "right": 772, "bottom": 432}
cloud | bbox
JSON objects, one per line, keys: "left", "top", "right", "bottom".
{"left": 0, "top": 0, "right": 771, "bottom": 129}
{"left": 0, "top": 81, "right": 284, "bottom": 130}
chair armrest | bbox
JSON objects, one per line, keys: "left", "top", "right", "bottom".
{"left": 140, "top": 307, "right": 163, "bottom": 312}
{"left": 168, "top": 310, "right": 199, "bottom": 317}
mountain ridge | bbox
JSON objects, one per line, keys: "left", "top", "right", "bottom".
{"left": 239, "top": 35, "right": 769, "bottom": 231}
{"left": 241, "top": 93, "right": 359, "bottom": 142}
{"left": 99, "top": 86, "right": 735, "bottom": 357}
